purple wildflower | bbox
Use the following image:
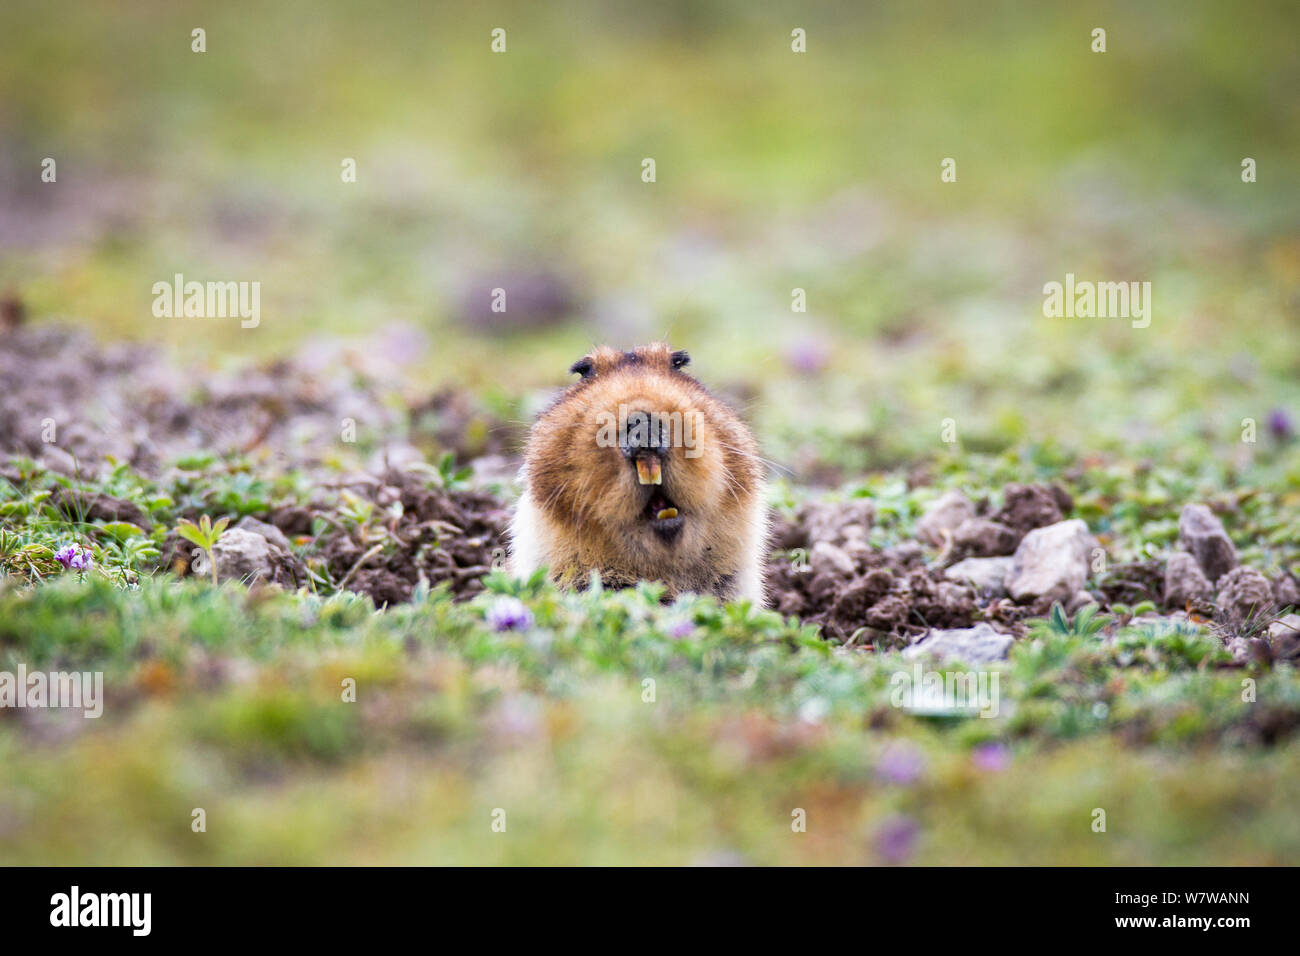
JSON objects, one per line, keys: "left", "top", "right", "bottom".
{"left": 874, "top": 814, "right": 920, "bottom": 864}
{"left": 875, "top": 742, "right": 927, "bottom": 785}
{"left": 666, "top": 618, "right": 695, "bottom": 640}
{"left": 972, "top": 742, "right": 1010, "bottom": 772}
{"left": 486, "top": 596, "right": 533, "bottom": 632}
{"left": 1268, "top": 408, "right": 1294, "bottom": 443}
{"left": 784, "top": 336, "right": 831, "bottom": 377}
{"left": 54, "top": 545, "right": 91, "bottom": 571}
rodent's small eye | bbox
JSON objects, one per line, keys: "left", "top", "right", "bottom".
{"left": 670, "top": 350, "right": 690, "bottom": 370}
{"left": 569, "top": 357, "right": 594, "bottom": 379}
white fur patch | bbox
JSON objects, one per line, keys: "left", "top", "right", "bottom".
{"left": 735, "top": 485, "right": 770, "bottom": 607}
{"left": 507, "top": 485, "right": 545, "bottom": 578}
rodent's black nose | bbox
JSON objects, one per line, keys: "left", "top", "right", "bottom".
{"left": 619, "top": 410, "right": 671, "bottom": 457}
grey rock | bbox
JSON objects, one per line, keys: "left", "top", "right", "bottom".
{"left": 1272, "top": 574, "right": 1300, "bottom": 611}
{"left": 1268, "top": 613, "right": 1300, "bottom": 640}
{"left": 903, "top": 622, "right": 1015, "bottom": 664}
{"left": 1178, "top": 504, "right": 1238, "bottom": 583}
{"left": 1224, "top": 636, "right": 1253, "bottom": 665}
{"left": 210, "top": 529, "right": 275, "bottom": 585}
{"left": 1006, "top": 519, "right": 1098, "bottom": 603}
{"left": 1268, "top": 614, "right": 1300, "bottom": 660}
{"left": 235, "top": 516, "right": 293, "bottom": 553}
{"left": 916, "top": 490, "right": 975, "bottom": 547}
{"left": 1215, "top": 566, "right": 1273, "bottom": 625}
{"left": 1164, "top": 552, "right": 1213, "bottom": 607}
{"left": 944, "top": 556, "right": 1013, "bottom": 596}
{"left": 210, "top": 528, "right": 303, "bottom": 588}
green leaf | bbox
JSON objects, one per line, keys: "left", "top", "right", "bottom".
{"left": 97, "top": 521, "right": 147, "bottom": 543}
{"left": 175, "top": 521, "right": 208, "bottom": 548}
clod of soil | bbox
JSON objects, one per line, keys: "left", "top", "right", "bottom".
{"left": 993, "top": 483, "right": 1072, "bottom": 536}
{"left": 764, "top": 495, "right": 983, "bottom": 644}
{"left": 48, "top": 486, "right": 153, "bottom": 530}
{"left": 316, "top": 468, "right": 510, "bottom": 606}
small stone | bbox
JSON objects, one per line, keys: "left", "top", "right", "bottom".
{"left": 1268, "top": 613, "right": 1300, "bottom": 640}
{"left": 944, "top": 556, "right": 1013, "bottom": 596}
{"left": 1006, "top": 519, "right": 1098, "bottom": 604}
{"left": 810, "top": 541, "right": 855, "bottom": 579}
{"left": 916, "top": 491, "right": 975, "bottom": 547}
{"left": 1268, "top": 614, "right": 1300, "bottom": 660}
{"left": 1215, "top": 566, "right": 1273, "bottom": 626}
{"left": 235, "top": 516, "right": 293, "bottom": 553}
{"left": 1164, "top": 552, "right": 1213, "bottom": 608}
{"left": 1272, "top": 574, "right": 1300, "bottom": 611}
{"left": 902, "top": 622, "right": 1014, "bottom": 664}
{"left": 1224, "top": 636, "right": 1251, "bottom": 665}
{"left": 954, "top": 518, "right": 1019, "bottom": 557}
{"left": 1178, "top": 504, "right": 1238, "bottom": 583}
{"left": 210, "top": 528, "right": 304, "bottom": 588}
{"left": 211, "top": 529, "right": 275, "bottom": 584}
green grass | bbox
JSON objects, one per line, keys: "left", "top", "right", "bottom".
{"left": 1, "top": 571, "right": 1296, "bottom": 865}
{"left": 0, "top": 396, "right": 1296, "bottom": 864}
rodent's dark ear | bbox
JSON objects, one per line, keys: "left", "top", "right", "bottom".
{"left": 569, "top": 357, "right": 595, "bottom": 379}
{"left": 670, "top": 350, "right": 690, "bottom": 370}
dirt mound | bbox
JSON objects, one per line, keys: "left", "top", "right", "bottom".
{"left": 993, "top": 483, "right": 1072, "bottom": 536}
{"left": 766, "top": 556, "right": 981, "bottom": 645}
{"left": 763, "top": 485, "right": 1295, "bottom": 654}
{"left": 0, "top": 320, "right": 514, "bottom": 477}
{"left": 313, "top": 469, "right": 510, "bottom": 606}
{"left": 764, "top": 497, "right": 982, "bottom": 645}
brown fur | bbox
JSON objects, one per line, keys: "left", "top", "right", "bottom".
{"left": 510, "top": 343, "right": 767, "bottom": 603}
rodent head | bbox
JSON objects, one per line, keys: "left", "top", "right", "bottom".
{"left": 523, "top": 343, "right": 760, "bottom": 557}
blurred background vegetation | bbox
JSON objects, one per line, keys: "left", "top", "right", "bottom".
{"left": 3, "top": 0, "right": 1300, "bottom": 866}
{"left": 2, "top": 0, "right": 1298, "bottom": 476}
